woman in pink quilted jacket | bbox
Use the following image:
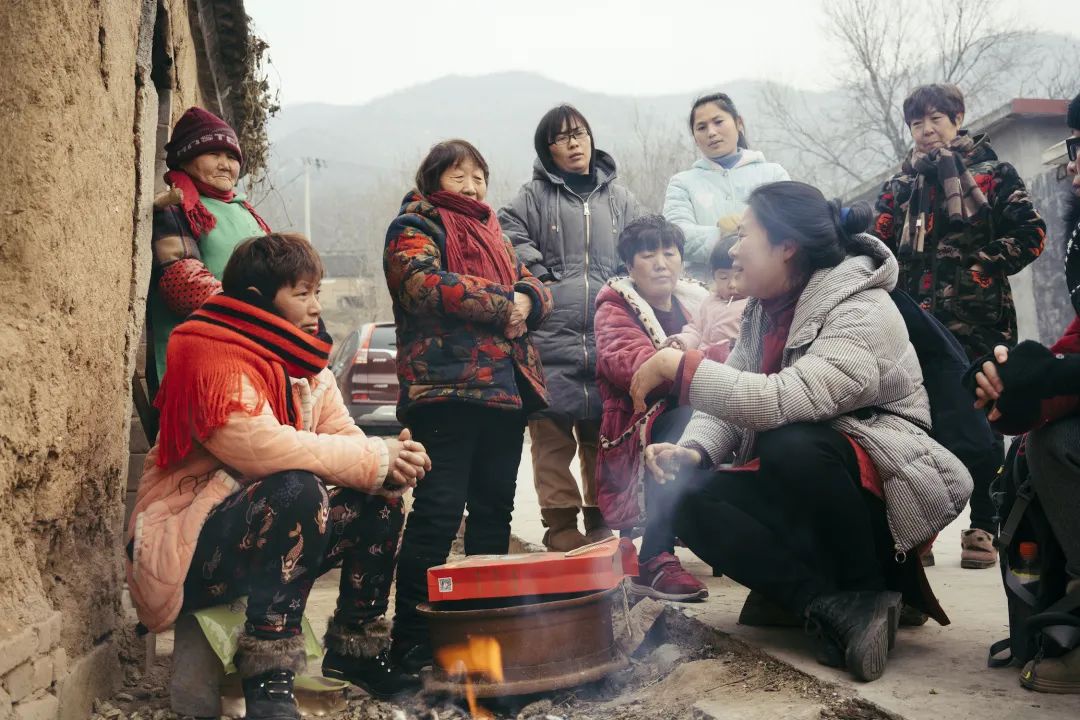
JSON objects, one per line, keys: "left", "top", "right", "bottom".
{"left": 125, "top": 233, "right": 431, "bottom": 716}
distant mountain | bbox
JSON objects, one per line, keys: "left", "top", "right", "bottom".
{"left": 253, "top": 32, "right": 1078, "bottom": 264}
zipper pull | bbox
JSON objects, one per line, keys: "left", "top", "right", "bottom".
{"left": 583, "top": 202, "right": 591, "bottom": 217}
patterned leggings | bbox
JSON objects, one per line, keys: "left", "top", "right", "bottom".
{"left": 182, "top": 470, "right": 404, "bottom": 639}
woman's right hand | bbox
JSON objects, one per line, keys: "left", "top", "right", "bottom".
{"left": 644, "top": 443, "right": 701, "bottom": 484}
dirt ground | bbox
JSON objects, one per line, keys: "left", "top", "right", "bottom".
{"left": 101, "top": 584, "right": 896, "bottom": 720}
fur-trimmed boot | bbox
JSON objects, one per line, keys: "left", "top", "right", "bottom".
{"left": 322, "top": 616, "right": 418, "bottom": 699}
{"left": 235, "top": 633, "right": 306, "bottom": 720}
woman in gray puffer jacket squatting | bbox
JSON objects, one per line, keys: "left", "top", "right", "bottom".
{"left": 499, "top": 105, "right": 646, "bottom": 550}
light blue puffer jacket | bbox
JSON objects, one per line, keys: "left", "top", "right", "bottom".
{"left": 663, "top": 151, "right": 790, "bottom": 280}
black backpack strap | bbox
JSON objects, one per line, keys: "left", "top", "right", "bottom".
{"left": 995, "top": 478, "right": 1035, "bottom": 550}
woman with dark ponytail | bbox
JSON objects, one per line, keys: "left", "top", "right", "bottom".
{"left": 629, "top": 181, "right": 972, "bottom": 683}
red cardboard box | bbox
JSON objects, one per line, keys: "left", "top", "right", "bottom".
{"left": 426, "top": 537, "right": 639, "bottom": 603}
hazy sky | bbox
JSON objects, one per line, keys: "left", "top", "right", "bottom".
{"left": 246, "top": 0, "right": 1077, "bottom": 106}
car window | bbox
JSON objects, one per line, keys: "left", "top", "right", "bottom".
{"left": 330, "top": 331, "right": 360, "bottom": 375}
{"left": 370, "top": 326, "right": 396, "bottom": 350}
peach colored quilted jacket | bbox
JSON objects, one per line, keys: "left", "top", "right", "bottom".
{"left": 125, "top": 369, "right": 389, "bottom": 632}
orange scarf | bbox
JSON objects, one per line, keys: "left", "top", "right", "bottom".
{"left": 154, "top": 294, "right": 331, "bottom": 468}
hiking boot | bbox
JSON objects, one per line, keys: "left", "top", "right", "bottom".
{"left": 1020, "top": 646, "right": 1080, "bottom": 694}
{"left": 541, "top": 508, "right": 588, "bottom": 552}
{"left": 898, "top": 604, "right": 929, "bottom": 627}
{"left": 738, "top": 590, "right": 802, "bottom": 627}
{"left": 630, "top": 552, "right": 708, "bottom": 602}
{"left": 582, "top": 506, "right": 614, "bottom": 544}
{"left": 961, "top": 528, "right": 997, "bottom": 569}
{"left": 241, "top": 670, "right": 301, "bottom": 720}
{"left": 390, "top": 639, "right": 434, "bottom": 675}
{"left": 234, "top": 633, "right": 306, "bottom": 720}
{"left": 322, "top": 617, "right": 417, "bottom": 699}
{"left": 805, "top": 590, "right": 902, "bottom": 682}
{"left": 322, "top": 648, "right": 418, "bottom": 699}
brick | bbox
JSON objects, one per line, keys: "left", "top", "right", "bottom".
{"left": 3, "top": 662, "right": 34, "bottom": 703}
{"left": 0, "top": 630, "right": 36, "bottom": 678}
{"left": 14, "top": 693, "right": 58, "bottom": 720}
{"left": 49, "top": 650, "right": 66, "bottom": 686}
{"left": 30, "top": 659, "right": 51, "bottom": 694}
{"left": 56, "top": 643, "right": 119, "bottom": 720}
{"left": 34, "top": 614, "right": 61, "bottom": 655}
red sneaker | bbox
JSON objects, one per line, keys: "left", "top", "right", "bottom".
{"left": 630, "top": 552, "right": 708, "bottom": 602}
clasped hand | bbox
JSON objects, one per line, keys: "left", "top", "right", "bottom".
{"left": 382, "top": 428, "right": 431, "bottom": 495}
{"left": 505, "top": 292, "right": 532, "bottom": 339}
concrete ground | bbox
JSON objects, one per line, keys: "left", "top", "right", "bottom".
{"left": 506, "top": 433, "right": 1080, "bottom": 720}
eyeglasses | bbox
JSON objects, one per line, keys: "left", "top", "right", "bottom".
{"left": 1068, "top": 136, "right": 1080, "bottom": 163}
{"left": 550, "top": 128, "right": 590, "bottom": 147}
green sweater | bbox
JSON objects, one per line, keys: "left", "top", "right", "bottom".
{"left": 149, "top": 195, "right": 264, "bottom": 383}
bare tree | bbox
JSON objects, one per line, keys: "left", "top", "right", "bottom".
{"left": 760, "top": 0, "right": 1033, "bottom": 196}
{"left": 613, "top": 103, "right": 698, "bottom": 213}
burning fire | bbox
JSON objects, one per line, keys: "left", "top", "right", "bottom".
{"left": 435, "top": 636, "right": 504, "bottom": 719}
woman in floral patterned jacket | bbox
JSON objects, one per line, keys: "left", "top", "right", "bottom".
{"left": 382, "top": 139, "right": 553, "bottom": 678}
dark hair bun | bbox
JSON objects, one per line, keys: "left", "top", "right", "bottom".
{"left": 841, "top": 201, "right": 873, "bottom": 236}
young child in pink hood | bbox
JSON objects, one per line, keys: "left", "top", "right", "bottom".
{"left": 666, "top": 236, "right": 747, "bottom": 362}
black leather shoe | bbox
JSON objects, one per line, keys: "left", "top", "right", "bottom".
{"left": 805, "top": 591, "right": 902, "bottom": 682}
{"left": 322, "top": 648, "right": 419, "bottom": 699}
{"left": 241, "top": 670, "right": 301, "bottom": 720}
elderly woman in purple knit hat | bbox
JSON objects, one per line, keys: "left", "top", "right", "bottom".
{"left": 147, "top": 106, "right": 273, "bottom": 391}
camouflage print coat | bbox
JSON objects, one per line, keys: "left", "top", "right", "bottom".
{"left": 384, "top": 192, "right": 553, "bottom": 421}
{"left": 873, "top": 133, "right": 1046, "bottom": 359}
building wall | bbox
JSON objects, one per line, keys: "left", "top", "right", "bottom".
{"left": 0, "top": 1, "right": 208, "bottom": 717}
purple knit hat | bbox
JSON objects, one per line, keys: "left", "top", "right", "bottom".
{"left": 165, "top": 107, "right": 244, "bottom": 170}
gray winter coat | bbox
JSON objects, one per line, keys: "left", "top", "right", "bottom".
{"left": 678, "top": 233, "right": 973, "bottom": 552}
{"left": 498, "top": 151, "right": 645, "bottom": 421}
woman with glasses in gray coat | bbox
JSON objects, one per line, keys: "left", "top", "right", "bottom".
{"left": 499, "top": 104, "right": 645, "bottom": 550}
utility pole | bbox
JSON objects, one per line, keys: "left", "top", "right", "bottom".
{"left": 303, "top": 159, "right": 311, "bottom": 240}
{"left": 301, "top": 157, "right": 327, "bottom": 242}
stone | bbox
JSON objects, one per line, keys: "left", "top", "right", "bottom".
{"left": 30, "top": 658, "right": 51, "bottom": 694}
{"left": 168, "top": 615, "right": 222, "bottom": 718}
{"left": 14, "top": 693, "right": 58, "bottom": 720}
{"left": 0, "top": 687, "right": 11, "bottom": 717}
{"left": 4, "top": 662, "right": 34, "bottom": 703}
{"left": 50, "top": 649, "right": 66, "bottom": 685}
{"left": 693, "top": 699, "right": 822, "bottom": 720}
{"left": 56, "top": 641, "right": 121, "bottom": 720}
{"left": 34, "top": 614, "right": 62, "bottom": 655}
{"left": 516, "top": 699, "right": 553, "bottom": 720}
{"left": 0, "top": 630, "right": 37, "bottom": 678}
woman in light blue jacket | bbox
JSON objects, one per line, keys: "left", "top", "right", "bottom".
{"left": 663, "top": 93, "right": 790, "bottom": 280}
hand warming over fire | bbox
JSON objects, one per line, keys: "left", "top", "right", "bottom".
{"left": 630, "top": 347, "right": 683, "bottom": 413}
{"left": 644, "top": 442, "right": 701, "bottom": 484}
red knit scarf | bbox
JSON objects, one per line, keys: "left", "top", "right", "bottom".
{"left": 428, "top": 190, "right": 516, "bottom": 285}
{"left": 164, "top": 169, "right": 272, "bottom": 239}
{"left": 154, "top": 294, "right": 331, "bottom": 468}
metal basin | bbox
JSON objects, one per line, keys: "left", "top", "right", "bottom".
{"left": 418, "top": 587, "right": 627, "bottom": 697}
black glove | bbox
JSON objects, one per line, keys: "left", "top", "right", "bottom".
{"left": 996, "top": 340, "right": 1080, "bottom": 400}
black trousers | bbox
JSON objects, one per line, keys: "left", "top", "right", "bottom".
{"left": 392, "top": 403, "right": 526, "bottom": 646}
{"left": 967, "top": 432, "right": 1004, "bottom": 534}
{"left": 183, "top": 470, "right": 405, "bottom": 639}
{"left": 640, "top": 405, "right": 695, "bottom": 562}
{"left": 671, "top": 423, "right": 892, "bottom": 615}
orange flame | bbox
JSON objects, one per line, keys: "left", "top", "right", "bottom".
{"left": 435, "top": 636, "right": 503, "bottom": 719}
